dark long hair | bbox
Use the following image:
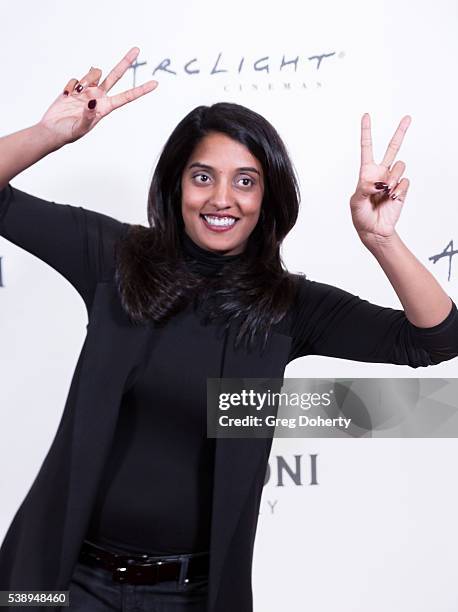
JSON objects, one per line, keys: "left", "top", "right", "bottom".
{"left": 115, "top": 102, "right": 301, "bottom": 352}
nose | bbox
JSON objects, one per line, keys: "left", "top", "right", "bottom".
{"left": 210, "top": 178, "right": 232, "bottom": 209}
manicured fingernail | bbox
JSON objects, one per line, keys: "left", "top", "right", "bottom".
{"left": 63, "top": 90, "right": 69, "bottom": 96}
{"left": 88, "top": 99, "right": 97, "bottom": 110}
{"left": 75, "top": 83, "right": 84, "bottom": 93}
{"left": 391, "top": 193, "right": 398, "bottom": 200}
{"left": 374, "top": 182, "right": 389, "bottom": 190}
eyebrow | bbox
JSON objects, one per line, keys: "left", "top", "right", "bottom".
{"left": 188, "top": 162, "right": 261, "bottom": 176}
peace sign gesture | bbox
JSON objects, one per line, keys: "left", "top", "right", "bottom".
{"left": 350, "top": 113, "right": 411, "bottom": 244}
{"left": 38, "top": 47, "right": 158, "bottom": 148}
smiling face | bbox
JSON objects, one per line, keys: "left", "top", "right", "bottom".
{"left": 180, "top": 132, "right": 265, "bottom": 255}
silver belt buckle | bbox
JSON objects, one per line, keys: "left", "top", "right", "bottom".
{"left": 112, "top": 559, "right": 161, "bottom": 583}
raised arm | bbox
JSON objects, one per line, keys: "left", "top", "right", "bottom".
{"left": 349, "top": 113, "right": 452, "bottom": 328}
{"left": 0, "top": 124, "right": 62, "bottom": 191}
{"left": 0, "top": 47, "right": 158, "bottom": 313}
{"left": 289, "top": 115, "right": 457, "bottom": 367}
{"left": 0, "top": 47, "right": 158, "bottom": 189}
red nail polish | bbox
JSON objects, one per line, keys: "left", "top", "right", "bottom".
{"left": 374, "top": 182, "right": 389, "bottom": 190}
{"left": 63, "top": 90, "right": 69, "bottom": 96}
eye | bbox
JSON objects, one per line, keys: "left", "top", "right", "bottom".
{"left": 238, "top": 176, "right": 254, "bottom": 187}
{"left": 192, "top": 173, "right": 211, "bottom": 184}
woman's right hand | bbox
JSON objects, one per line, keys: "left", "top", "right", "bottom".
{"left": 38, "top": 47, "right": 158, "bottom": 148}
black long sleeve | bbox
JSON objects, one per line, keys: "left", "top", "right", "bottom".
{"left": 2, "top": 183, "right": 457, "bottom": 370}
{"left": 0, "top": 183, "right": 128, "bottom": 313}
{"left": 289, "top": 275, "right": 458, "bottom": 367}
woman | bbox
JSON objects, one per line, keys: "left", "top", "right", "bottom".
{"left": 0, "top": 47, "right": 457, "bottom": 612}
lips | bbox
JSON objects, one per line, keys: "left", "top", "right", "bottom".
{"left": 200, "top": 213, "right": 240, "bottom": 219}
{"left": 200, "top": 213, "right": 240, "bottom": 232}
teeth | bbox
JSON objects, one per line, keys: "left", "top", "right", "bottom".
{"left": 203, "top": 215, "right": 237, "bottom": 227}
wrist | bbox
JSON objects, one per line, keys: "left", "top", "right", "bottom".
{"left": 358, "top": 230, "right": 401, "bottom": 254}
{"left": 32, "top": 121, "right": 66, "bottom": 153}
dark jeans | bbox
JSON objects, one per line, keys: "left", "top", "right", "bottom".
{"left": 68, "top": 556, "right": 209, "bottom": 611}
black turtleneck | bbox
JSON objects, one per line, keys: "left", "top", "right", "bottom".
{"left": 85, "top": 231, "right": 238, "bottom": 556}
{"left": 180, "top": 229, "right": 242, "bottom": 276}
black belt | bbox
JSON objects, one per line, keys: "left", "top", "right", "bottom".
{"left": 78, "top": 539, "right": 209, "bottom": 585}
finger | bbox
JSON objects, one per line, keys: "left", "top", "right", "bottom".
{"left": 360, "top": 113, "right": 374, "bottom": 166}
{"left": 381, "top": 115, "right": 411, "bottom": 168}
{"left": 386, "top": 160, "right": 406, "bottom": 190}
{"left": 71, "top": 67, "right": 103, "bottom": 95}
{"left": 87, "top": 67, "right": 103, "bottom": 87}
{"left": 78, "top": 99, "right": 99, "bottom": 132}
{"left": 357, "top": 178, "right": 390, "bottom": 198}
{"left": 99, "top": 47, "right": 140, "bottom": 93}
{"left": 107, "top": 80, "right": 158, "bottom": 112}
{"left": 77, "top": 66, "right": 102, "bottom": 86}
{"left": 390, "top": 177, "right": 409, "bottom": 201}
{"left": 63, "top": 78, "right": 78, "bottom": 96}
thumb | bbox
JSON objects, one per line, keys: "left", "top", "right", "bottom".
{"left": 78, "top": 99, "right": 98, "bottom": 132}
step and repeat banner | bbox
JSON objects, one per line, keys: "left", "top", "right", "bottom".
{"left": 1, "top": 1, "right": 457, "bottom": 610}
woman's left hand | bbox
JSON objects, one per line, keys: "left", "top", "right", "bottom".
{"left": 350, "top": 113, "right": 411, "bottom": 246}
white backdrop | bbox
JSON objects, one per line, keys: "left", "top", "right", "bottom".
{"left": 1, "top": 1, "right": 457, "bottom": 610}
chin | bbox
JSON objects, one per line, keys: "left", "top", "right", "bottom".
{"left": 205, "top": 238, "right": 243, "bottom": 254}
{"left": 201, "top": 234, "right": 244, "bottom": 255}
{"left": 186, "top": 222, "right": 242, "bottom": 250}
